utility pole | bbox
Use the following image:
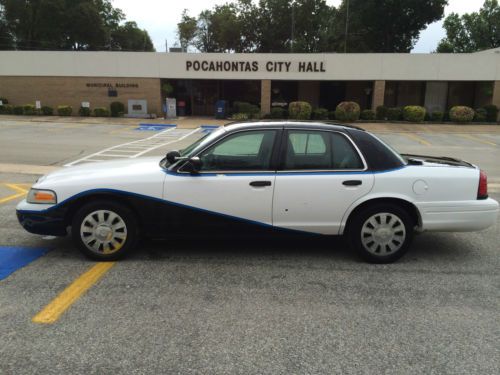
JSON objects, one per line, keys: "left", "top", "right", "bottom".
{"left": 291, "top": 2, "right": 295, "bottom": 52}
{"left": 344, "top": 0, "right": 350, "bottom": 53}
{"left": 165, "top": 39, "right": 168, "bottom": 53}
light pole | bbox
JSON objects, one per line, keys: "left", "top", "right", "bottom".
{"left": 344, "top": 0, "right": 350, "bottom": 53}
{"left": 291, "top": 1, "right": 295, "bottom": 52}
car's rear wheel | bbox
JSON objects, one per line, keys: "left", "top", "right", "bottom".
{"left": 347, "top": 203, "right": 414, "bottom": 263}
{"left": 72, "top": 201, "right": 139, "bottom": 260}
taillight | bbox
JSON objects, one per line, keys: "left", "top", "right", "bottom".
{"left": 478, "top": 170, "right": 488, "bottom": 200}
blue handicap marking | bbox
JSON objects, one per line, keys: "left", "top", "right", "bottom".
{"left": 201, "top": 125, "right": 219, "bottom": 133}
{"left": 136, "top": 123, "right": 176, "bottom": 132}
{"left": 0, "top": 246, "right": 51, "bottom": 281}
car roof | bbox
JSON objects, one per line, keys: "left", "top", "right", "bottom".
{"left": 223, "top": 120, "right": 366, "bottom": 133}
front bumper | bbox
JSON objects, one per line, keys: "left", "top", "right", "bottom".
{"left": 416, "top": 198, "right": 499, "bottom": 232}
{"left": 16, "top": 199, "right": 67, "bottom": 236}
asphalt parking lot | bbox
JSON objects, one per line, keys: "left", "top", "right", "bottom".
{"left": 0, "top": 117, "right": 499, "bottom": 374}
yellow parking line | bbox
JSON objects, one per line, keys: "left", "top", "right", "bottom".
{"left": 456, "top": 134, "right": 497, "bottom": 147}
{"left": 400, "top": 133, "right": 432, "bottom": 147}
{"left": 32, "top": 262, "right": 115, "bottom": 324}
{"left": 0, "top": 183, "right": 29, "bottom": 204}
{"left": 0, "top": 191, "right": 26, "bottom": 204}
{"left": 4, "top": 183, "right": 29, "bottom": 194}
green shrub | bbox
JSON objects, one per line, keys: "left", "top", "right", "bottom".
{"left": 328, "top": 111, "right": 336, "bottom": 120}
{"left": 474, "top": 108, "right": 488, "bottom": 122}
{"left": 93, "top": 107, "right": 110, "bottom": 117}
{"left": 430, "top": 111, "right": 444, "bottom": 122}
{"left": 449, "top": 106, "right": 475, "bottom": 123}
{"left": 288, "top": 101, "right": 312, "bottom": 120}
{"left": 110, "top": 101, "right": 125, "bottom": 117}
{"left": 270, "top": 107, "right": 285, "bottom": 119}
{"left": 387, "top": 107, "right": 403, "bottom": 121}
{"left": 483, "top": 104, "right": 498, "bottom": 122}
{"left": 57, "top": 105, "right": 72, "bottom": 116}
{"left": 0, "top": 104, "right": 13, "bottom": 114}
{"left": 233, "top": 101, "right": 260, "bottom": 118}
{"left": 0, "top": 97, "right": 8, "bottom": 105}
{"left": 13, "top": 106, "right": 24, "bottom": 115}
{"left": 376, "top": 105, "right": 388, "bottom": 120}
{"left": 79, "top": 106, "right": 91, "bottom": 116}
{"left": 23, "top": 104, "right": 36, "bottom": 115}
{"left": 230, "top": 112, "right": 249, "bottom": 121}
{"left": 335, "top": 101, "right": 360, "bottom": 122}
{"left": 41, "top": 106, "right": 53, "bottom": 115}
{"left": 360, "top": 109, "right": 376, "bottom": 121}
{"left": 403, "top": 106, "right": 426, "bottom": 123}
{"left": 312, "top": 107, "right": 329, "bottom": 120}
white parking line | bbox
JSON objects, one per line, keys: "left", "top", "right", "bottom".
{"left": 65, "top": 127, "right": 201, "bottom": 167}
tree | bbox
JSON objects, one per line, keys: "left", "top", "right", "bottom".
{"left": 177, "top": 0, "right": 447, "bottom": 53}
{"left": 234, "top": 0, "right": 259, "bottom": 52}
{"left": 177, "top": 9, "right": 197, "bottom": 51}
{"left": 0, "top": 0, "right": 154, "bottom": 51}
{"left": 256, "top": 0, "right": 293, "bottom": 52}
{"left": 194, "top": 10, "right": 217, "bottom": 52}
{"left": 336, "top": 0, "right": 448, "bottom": 52}
{"left": 437, "top": 0, "right": 500, "bottom": 53}
{"left": 111, "top": 21, "right": 155, "bottom": 51}
{"left": 0, "top": 3, "right": 14, "bottom": 49}
{"left": 291, "top": 0, "right": 336, "bottom": 52}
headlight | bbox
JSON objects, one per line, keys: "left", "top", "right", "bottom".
{"left": 27, "top": 189, "right": 57, "bottom": 204}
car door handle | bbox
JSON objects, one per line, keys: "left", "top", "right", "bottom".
{"left": 343, "top": 180, "right": 362, "bottom": 186}
{"left": 250, "top": 181, "right": 272, "bottom": 187}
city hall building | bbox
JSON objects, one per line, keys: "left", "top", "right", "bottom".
{"left": 1, "top": 50, "right": 500, "bottom": 117}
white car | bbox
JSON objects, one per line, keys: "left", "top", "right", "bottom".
{"left": 16, "top": 121, "right": 499, "bottom": 263}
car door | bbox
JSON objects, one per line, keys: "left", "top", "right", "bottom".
{"left": 272, "top": 129, "right": 374, "bottom": 235}
{"left": 162, "top": 128, "right": 280, "bottom": 234}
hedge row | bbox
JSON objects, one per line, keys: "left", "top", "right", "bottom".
{"left": 230, "top": 101, "right": 499, "bottom": 123}
{"left": 376, "top": 104, "right": 498, "bottom": 123}
{"left": 0, "top": 100, "right": 126, "bottom": 117}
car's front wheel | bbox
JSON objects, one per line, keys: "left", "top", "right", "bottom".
{"left": 72, "top": 201, "right": 139, "bottom": 260}
{"left": 347, "top": 203, "right": 414, "bottom": 263}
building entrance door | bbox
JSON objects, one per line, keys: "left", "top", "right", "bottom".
{"left": 192, "top": 80, "right": 219, "bottom": 116}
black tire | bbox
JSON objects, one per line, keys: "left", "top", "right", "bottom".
{"left": 347, "top": 203, "right": 414, "bottom": 264}
{"left": 71, "top": 200, "right": 139, "bottom": 261}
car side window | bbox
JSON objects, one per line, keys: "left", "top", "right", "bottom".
{"left": 198, "top": 130, "right": 277, "bottom": 171}
{"left": 284, "top": 131, "right": 363, "bottom": 170}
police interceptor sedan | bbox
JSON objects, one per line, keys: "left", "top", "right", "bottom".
{"left": 17, "top": 121, "right": 499, "bottom": 263}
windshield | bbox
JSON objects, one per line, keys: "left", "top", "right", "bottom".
{"left": 160, "top": 127, "right": 226, "bottom": 168}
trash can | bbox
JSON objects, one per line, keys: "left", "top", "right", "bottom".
{"left": 215, "top": 100, "right": 227, "bottom": 119}
{"left": 177, "top": 100, "right": 186, "bottom": 116}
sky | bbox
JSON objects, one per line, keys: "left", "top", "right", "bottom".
{"left": 112, "top": 0, "right": 486, "bottom": 53}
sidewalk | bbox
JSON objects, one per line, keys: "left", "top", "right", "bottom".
{"left": 1, "top": 115, "right": 499, "bottom": 133}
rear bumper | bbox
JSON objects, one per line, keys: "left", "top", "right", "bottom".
{"left": 416, "top": 198, "right": 499, "bottom": 232}
{"left": 16, "top": 200, "right": 67, "bottom": 236}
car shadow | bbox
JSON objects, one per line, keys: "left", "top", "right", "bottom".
{"left": 43, "top": 231, "right": 477, "bottom": 266}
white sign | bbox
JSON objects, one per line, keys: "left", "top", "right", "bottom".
{"left": 35, "top": 100, "right": 41, "bottom": 109}
{"left": 166, "top": 98, "right": 176, "bottom": 119}
{"left": 81, "top": 101, "right": 90, "bottom": 108}
{"left": 0, "top": 100, "right": 3, "bottom": 106}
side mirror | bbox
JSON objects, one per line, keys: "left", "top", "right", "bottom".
{"left": 166, "top": 150, "right": 180, "bottom": 164}
{"left": 182, "top": 157, "right": 202, "bottom": 174}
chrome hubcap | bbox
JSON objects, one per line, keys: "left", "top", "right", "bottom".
{"left": 80, "top": 210, "right": 127, "bottom": 254}
{"left": 361, "top": 213, "right": 406, "bottom": 256}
